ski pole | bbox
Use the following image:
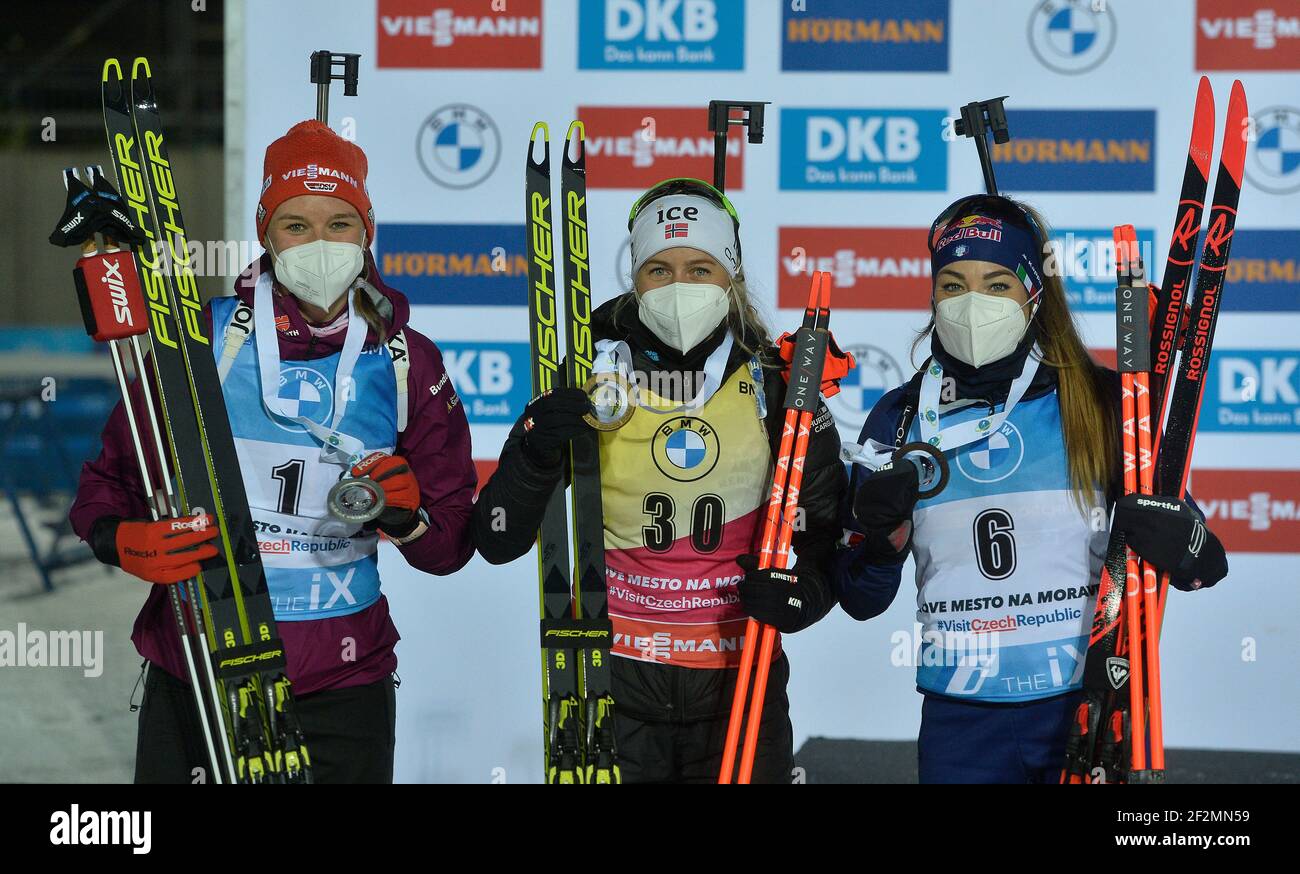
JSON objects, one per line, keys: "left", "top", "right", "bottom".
{"left": 719, "top": 271, "right": 831, "bottom": 784}
{"left": 1115, "top": 225, "right": 1153, "bottom": 778}
{"left": 67, "top": 223, "right": 235, "bottom": 783}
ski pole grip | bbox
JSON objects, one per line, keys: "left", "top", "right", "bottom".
{"left": 783, "top": 327, "right": 829, "bottom": 412}
{"left": 73, "top": 249, "right": 148, "bottom": 341}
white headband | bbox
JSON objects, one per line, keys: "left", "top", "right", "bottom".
{"left": 630, "top": 193, "right": 739, "bottom": 279}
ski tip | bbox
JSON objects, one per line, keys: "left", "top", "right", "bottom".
{"left": 131, "top": 56, "right": 152, "bottom": 79}
{"left": 1224, "top": 80, "right": 1249, "bottom": 186}
{"left": 565, "top": 120, "right": 585, "bottom": 142}
{"left": 530, "top": 121, "right": 549, "bottom": 142}
{"left": 102, "top": 57, "right": 122, "bottom": 81}
{"left": 1189, "top": 78, "right": 1216, "bottom": 178}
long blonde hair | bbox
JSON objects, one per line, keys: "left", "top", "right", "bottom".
{"left": 914, "top": 200, "right": 1117, "bottom": 510}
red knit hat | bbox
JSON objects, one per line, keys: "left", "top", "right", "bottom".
{"left": 256, "top": 120, "right": 374, "bottom": 242}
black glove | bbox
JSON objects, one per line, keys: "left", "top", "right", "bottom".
{"left": 1112, "top": 494, "right": 1228, "bottom": 591}
{"left": 851, "top": 461, "right": 919, "bottom": 563}
{"left": 518, "top": 387, "right": 592, "bottom": 466}
{"left": 736, "top": 554, "right": 810, "bottom": 633}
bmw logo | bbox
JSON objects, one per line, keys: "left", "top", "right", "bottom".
{"left": 270, "top": 365, "right": 333, "bottom": 434}
{"left": 827, "top": 344, "right": 904, "bottom": 436}
{"left": 416, "top": 104, "right": 502, "bottom": 190}
{"left": 651, "top": 416, "right": 720, "bottom": 483}
{"left": 1028, "top": 0, "right": 1117, "bottom": 75}
{"left": 1246, "top": 107, "right": 1300, "bottom": 195}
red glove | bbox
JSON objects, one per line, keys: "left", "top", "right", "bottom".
{"left": 350, "top": 452, "right": 423, "bottom": 539}
{"left": 113, "top": 515, "right": 221, "bottom": 585}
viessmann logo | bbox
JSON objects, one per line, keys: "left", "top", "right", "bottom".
{"left": 579, "top": 106, "right": 744, "bottom": 189}
{"left": 777, "top": 226, "right": 931, "bottom": 309}
{"left": 377, "top": 0, "right": 543, "bottom": 69}
{"left": 1193, "top": 469, "right": 1300, "bottom": 553}
{"left": 1196, "top": 0, "right": 1300, "bottom": 70}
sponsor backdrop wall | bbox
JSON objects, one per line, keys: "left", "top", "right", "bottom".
{"left": 237, "top": 0, "right": 1300, "bottom": 781}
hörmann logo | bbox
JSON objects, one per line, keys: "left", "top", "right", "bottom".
{"left": 377, "top": 0, "right": 543, "bottom": 68}
{"left": 991, "top": 109, "right": 1155, "bottom": 192}
{"left": 112, "top": 132, "right": 176, "bottom": 350}
{"left": 1222, "top": 230, "right": 1300, "bottom": 310}
{"left": 376, "top": 223, "right": 528, "bottom": 306}
{"left": 781, "top": 0, "right": 949, "bottom": 71}
{"left": 1197, "top": 1, "right": 1300, "bottom": 69}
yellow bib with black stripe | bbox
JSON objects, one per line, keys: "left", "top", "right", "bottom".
{"left": 599, "top": 363, "right": 774, "bottom": 669}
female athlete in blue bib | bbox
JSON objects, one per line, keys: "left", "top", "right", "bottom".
{"left": 836, "top": 194, "right": 1229, "bottom": 784}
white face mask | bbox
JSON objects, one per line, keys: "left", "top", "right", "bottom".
{"left": 637, "top": 281, "right": 730, "bottom": 354}
{"left": 270, "top": 238, "right": 365, "bottom": 310}
{"left": 934, "top": 292, "right": 1031, "bottom": 368}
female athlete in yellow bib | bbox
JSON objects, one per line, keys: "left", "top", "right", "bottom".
{"left": 473, "top": 178, "right": 846, "bottom": 783}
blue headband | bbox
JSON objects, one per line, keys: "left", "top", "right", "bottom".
{"left": 930, "top": 212, "right": 1044, "bottom": 300}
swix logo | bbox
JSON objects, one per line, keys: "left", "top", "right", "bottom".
{"left": 377, "top": 0, "right": 543, "bottom": 69}
{"left": 283, "top": 164, "right": 358, "bottom": 189}
{"left": 777, "top": 227, "right": 931, "bottom": 309}
{"left": 579, "top": 106, "right": 744, "bottom": 189}
{"left": 1192, "top": 469, "right": 1300, "bottom": 552}
{"left": 1197, "top": 1, "right": 1300, "bottom": 69}
{"left": 101, "top": 257, "right": 134, "bottom": 327}
{"left": 61, "top": 212, "right": 85, "bottom": 234}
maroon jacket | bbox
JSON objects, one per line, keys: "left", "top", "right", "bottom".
{"left": 69, "top": 254, "right": 477, "bottom": 694}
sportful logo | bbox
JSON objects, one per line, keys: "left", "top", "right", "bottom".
{"left": 1027, "top": 0, "right": 1117, "bottom": 74}
{"left": 1196, "top": 0, "right": 1300, "bottom": 69}
{"left": 578, "top": 0, "right": 744, "bottom": 70}
{"left": 1245, "top": 108, "right": 1300, "bottom": 194}
{"left": 377, "top": 0, "right": 543, "bottom": 68}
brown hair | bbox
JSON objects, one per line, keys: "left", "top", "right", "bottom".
{"left": 914, "top": 199, "right": 1116, "bottom": 511}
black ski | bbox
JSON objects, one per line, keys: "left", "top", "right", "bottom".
{"left": 102, "top": 57, "right": 310, "bottom": 783}
{"left": 526, "top": 123, "right": 583, "bottom": 783}
{"left": 559, "top": 122, "right": 618, "bottom": 784}
{"left": 1062, "top": 79, "right": 1248, "bottom": 784}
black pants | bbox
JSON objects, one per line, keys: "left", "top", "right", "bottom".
{"left": 134, "top": 663, "right": 397, "bottom": 784}
{"left": 614, "top": 689, "right": 795, "bottom": 784}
